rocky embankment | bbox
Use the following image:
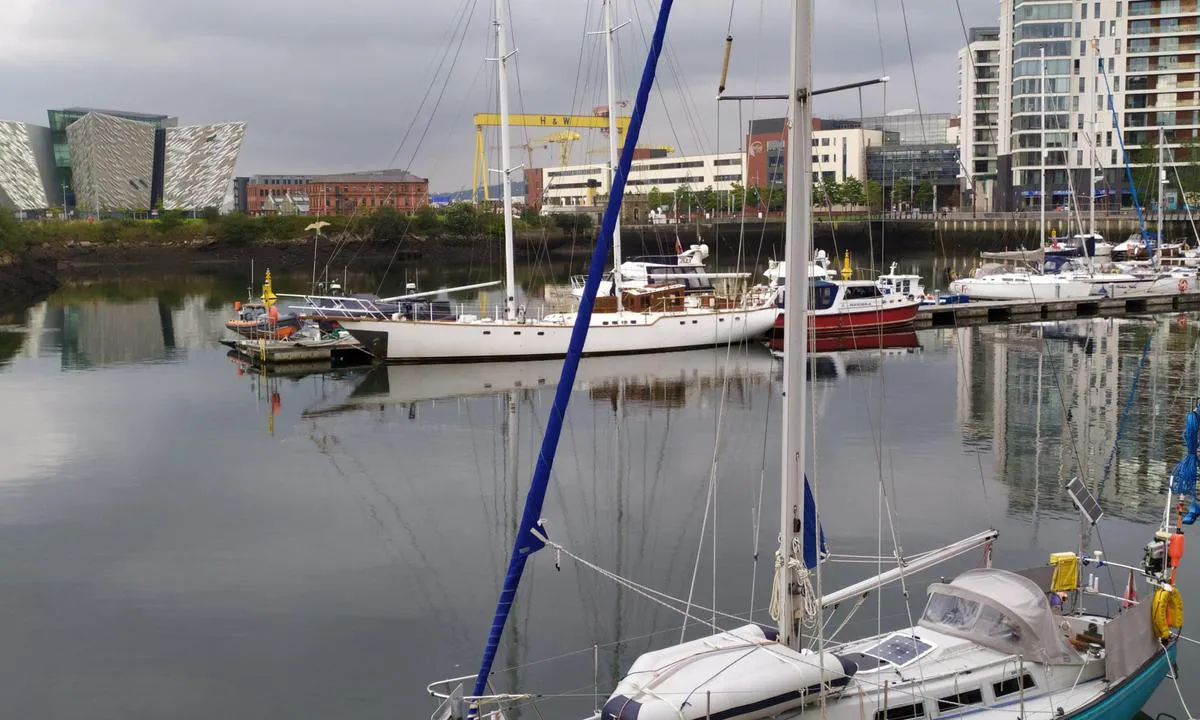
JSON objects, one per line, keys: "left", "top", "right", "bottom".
{"left": 0, "top": 253, "right": 59, "bottom": 313}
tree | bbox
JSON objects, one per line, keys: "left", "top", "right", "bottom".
{"left": 746, "top": 185, "right": 764, "bottom": 210}
{"left": 214, "top": 212, "right": 261, "bottom": 246}
{"left": 866, "top": 180, "right": 884, "bottom": 210}
{"left": 413, "top": 204, "right": 440, "bottom": 233}
{"left": 646, "top": 186, "right": 665, "bottom": 211}
{"left": 674, "top": 184, "right": 695, "bottom": 213}
{"left": 728, "top": 182, "right": 745, "bottom": 213}
{"left": 891, "top": 177, "right": 912, "bottom": 209}
{"left": 0, "top": 209, "right": 29, "bottom": 253}
{"left": 915, "top": 181, "right": 935, "bottom": 211}
{"left": 697, "top": 185, "right": 719, "bottom": 213}
{"left": 369, "top": 205, "right": 407, "bottom": 242}
{"left": 840, "top": 176, "right": 865, "bottom": 207}
{"left": 444, "top": 202, "right": 481, "bottom": 235}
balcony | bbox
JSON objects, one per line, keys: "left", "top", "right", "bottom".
{"left": 1129, "top": 0, "right": 1199, "bottom": 16}
{"left": 1129, "top": 19, "right": 1200, "bottom": 34}
{"left": 1128, "top": 36, "right": 1200, "bottom": 53}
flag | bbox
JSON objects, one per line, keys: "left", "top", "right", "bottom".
{"left": 1121, "top": 569, "right": 1138, "bottom": 609}
{"left": 674, "top": 234, "right": 683, "bottom": 255}
{"left": 980, "top": 541, "right": 993, "bottom": 569}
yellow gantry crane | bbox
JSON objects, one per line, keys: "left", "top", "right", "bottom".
{"left": 472, "top": 113, "right": 630, "bottom": 203}
{"left": 512, "top": 131, "right": 583, "bottom": 169}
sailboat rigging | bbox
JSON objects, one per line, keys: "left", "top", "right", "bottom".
{"left": 428, "top": 2, "right": 1189, "bottom": 719}
{"left": 328, "top": 0, "right": 775, "bottom": 364}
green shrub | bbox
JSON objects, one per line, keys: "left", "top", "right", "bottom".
{"left": 215, "top": 213, "right": 262, "bottom": 246}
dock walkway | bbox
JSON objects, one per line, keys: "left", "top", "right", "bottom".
{"left": 915, "top": 292, "right": 1200, "bottom": 329}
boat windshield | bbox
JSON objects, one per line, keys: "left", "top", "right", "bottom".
{"left": 919, "top": 569, "right": 1079, "bottom": 664}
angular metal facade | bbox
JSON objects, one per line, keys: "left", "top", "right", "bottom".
{"left": 66, "top": 112, "right": 155, "bottom": 212}
{"left": 162, "top": 123, "right": 246, "bottom": 210}
{"left": 0, "top": 120, "right": 53, "bottom": 212}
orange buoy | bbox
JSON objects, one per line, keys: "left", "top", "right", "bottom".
{"left": 1170, "top": 532, "right": 1185, "bottom": 583}
{"left": 1180, "top": 278, "right": 1190, "bottom": 293}
{"left": 271, "top": 392, "right": 282, "bottom": 415}
{"left": 234, "top": 300, "right": 242, "bottom": 311}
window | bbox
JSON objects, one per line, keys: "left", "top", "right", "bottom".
{"left": 821, "top": 137, "right": 831, "bottom": 146}
{"left": 1117, "top": 1, "right": 1122, "bottom": 16}
{"left": 993, "top": 674, "right": 1037, "bottom": 698}
{"left": 1081, "top": 2, "right": 1087, "bottom": 18}
{"left": 873, "top": 703, "right": 925, "bottom": 720}
{"left": 936, "top": 689, "right": 983, "bottom": 713}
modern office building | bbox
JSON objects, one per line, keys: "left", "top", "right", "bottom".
{"left": 978, "top": 0, "right": 1199, "bottom": 211}
{"left": 0, "top": 120, "right": 56, "bottom": 216}
{"left": 745, "top": 117, "right": 888, "bottom": 190}
{"left": 66, "top": 112, "right": 158, "bottom": 211}
{"left": 0, "top": 107, "right": 244, "bottom": 215}
{"left": 958, "top": 27, "right": 1002, "bottom": 211}
{"left": 539, "top": 152, "right": 744, "bottom": 208}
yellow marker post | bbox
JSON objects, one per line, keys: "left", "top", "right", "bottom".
{"left": 840, "top": 250, "right": 853, "bottom": 280}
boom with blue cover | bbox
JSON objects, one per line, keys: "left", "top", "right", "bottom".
{"left": 468, "top": 0, "right": 677, "bottom": 709}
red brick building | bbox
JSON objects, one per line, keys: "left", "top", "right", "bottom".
{"left": 307, "top": 169, "right": 428, "bottom": 215}
{"left": 243, "top": 169, "right": 428, "bottom": 216}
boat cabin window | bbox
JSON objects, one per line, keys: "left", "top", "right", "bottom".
{"left": 873, "top": 702, "right": 926, "bottom": 720}
{"left": 843, "top": 285, "right": 883, "bottom": 300}
{"left": 936, "top": 689, "right": 983, "bottom": 713}
{"left": 862, "top": 634, "right": 934, "bottom": 668}
{"left": 992, "top": 674, "right": 1036, "bottom": 698}
{"left": 809, "top": 282, "right": 837, "bottom": 310}
{"left": 922, "top": 592, "right": 1021, "bottom": 644}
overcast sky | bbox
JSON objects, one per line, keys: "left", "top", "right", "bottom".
{"left": 2, "top": 0, "right": 998, "bottom": 192}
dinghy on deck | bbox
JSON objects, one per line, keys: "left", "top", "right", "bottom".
{"left": 601, "top": 624, "right": 854, "bottom": 720}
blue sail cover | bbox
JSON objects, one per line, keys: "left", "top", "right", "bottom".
{"left": 803, "top": 474, "right": 827, "bottom": 569}
{"left": 1171, "top": 406, "right": 1200, "bottom": 525}
{"left": 468, "top": 0, "right": 677, "bottom": 707}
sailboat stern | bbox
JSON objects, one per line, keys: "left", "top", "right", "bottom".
{"left": 601, "top": 624, "right": 855, "bottom": 720}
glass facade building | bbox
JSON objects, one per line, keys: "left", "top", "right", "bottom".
{"left": 47, "top": 108, "right": 176, "bottom": 207}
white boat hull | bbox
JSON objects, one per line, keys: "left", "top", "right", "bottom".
{"left": 949, "top": 276, "right": 1093, "bottom": 301}
{"left": 338, "top": 306, "right": 779, "bottom": 363}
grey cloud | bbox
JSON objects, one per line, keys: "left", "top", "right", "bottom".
{"left": 2, "top": 0, "right": 998, "bottom": 190}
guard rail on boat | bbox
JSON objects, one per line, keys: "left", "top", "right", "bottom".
{"left": 279, "top": 293, "right": 395, "bottom": 320}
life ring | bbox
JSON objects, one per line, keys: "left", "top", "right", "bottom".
{"left": 1180, "top": 278, "right": 1190, "bottom": 293}
{"left": 1150, "top": 586, "right": 1184, "bottom": 639}
{"left": 1178, "top": 314, "right": 1189, "bottom": 329}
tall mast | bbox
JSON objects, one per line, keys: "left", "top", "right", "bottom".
{"left": 776, "top": 0, "right": 813, "bottom": 650}
{"left": 1039, "top": 46, "right": 1047, "bottom": 248}
{"left": 604, "top": 0, "right": 625, "bottom": 311}
{"left": 1088, "top": 40, "right": 1097, "bottom": 238}
{"left": 1158, "top": 125, "right": 1165, "bottom": 252}
{"left": 495, "top": 0, "right": 518, "bottom": 321}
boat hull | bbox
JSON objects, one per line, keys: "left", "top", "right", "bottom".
{"left": 1067, "top": 641, "right": 1177, "bottom": 720}
{"left": 772, "top": 302, "right": 920, "bottom": 336}
{"left": 338, "top": 306, "right": 778, "bottom": 363}
{"left": 949, "top": 277, "right": 1094, "bottom": 301}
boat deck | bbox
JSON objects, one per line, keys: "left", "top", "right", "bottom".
{"left": 915, "top": 291, "right": 1200, "bottom": 329}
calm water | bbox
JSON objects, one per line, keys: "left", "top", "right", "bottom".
{"left": 0, "top": 268, "right": 1197, "bottom": 719}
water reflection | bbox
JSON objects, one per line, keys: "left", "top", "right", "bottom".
{"left": 952, "top": 314, "right": 1200, "bottom": 525}
{"left": 0, "top": 270, "right": 1196, "bottom": 717}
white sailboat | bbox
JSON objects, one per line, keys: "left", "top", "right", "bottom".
{"left": 335, "top": 0, "right": 775, "bottom": 364}
{"left": 427, "top": 3, "right": 1188, "bottom": 719}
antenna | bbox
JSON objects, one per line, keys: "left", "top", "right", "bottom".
{"left": 1066, "top": 476, "right": 1104, "bottom": 525}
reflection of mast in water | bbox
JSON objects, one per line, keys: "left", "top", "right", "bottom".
{"left": 500, "top": 390, "right": 524, "bottom": 712}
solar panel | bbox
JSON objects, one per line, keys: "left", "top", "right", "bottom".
{"left": 1066, "top": 476, "right": 1104, "bottom": 525}
{"left": 864, "top": 634, "right": 935, "bottom": 668}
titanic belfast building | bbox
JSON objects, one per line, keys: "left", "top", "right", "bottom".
{"left": 0, "top": 107, "right": 245, "bottom": 217}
